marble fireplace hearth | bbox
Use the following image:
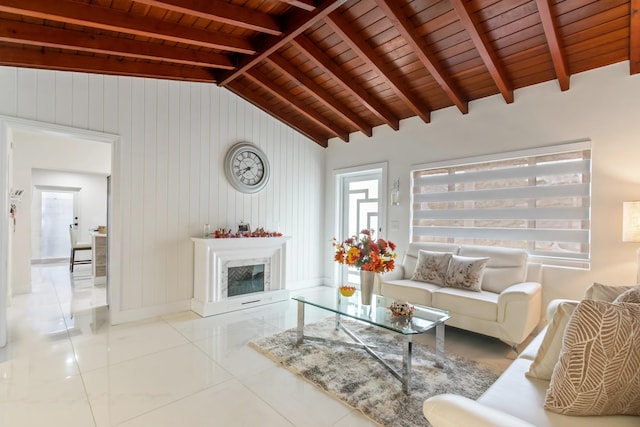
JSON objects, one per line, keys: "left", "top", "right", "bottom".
{"left": 191, "top": 236, "right": 291, "bottom": 316}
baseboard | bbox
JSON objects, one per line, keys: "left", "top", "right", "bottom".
{"left": 109, "top": 300, "right": 191, "bottom": 325}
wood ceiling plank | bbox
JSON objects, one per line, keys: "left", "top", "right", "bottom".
{"left": 0, "top": 44, "right": 217, "bottom": 82}
{"left": 449, "top": 0, "right": 513, "bottom": 103}
{"left": 131, "top": 0, "right": 283, "bottom": 35}
{"left": 631, "top": 0, "right": 639, "bottom": 74}
{"left": 0, "top": 19, "right": 235, "bottom": 69}
{"left": 266, "top": 53, "right": 373, "bottom": 136}
{"left": 246, "top": 68, "right": 350, "bottom": 142}
{"left": 535, "top": 0, "right": 570, "bottom": 90}
{"left": 227, "top": 80, "right": 329, "bottom": 147}
{"left": 0, "top": 0, "right": 255, "bottom": 54}
{"left": 326, "top": 11, "right": 431, "bottom": 122}
{"left": 377, "top": 0, "right": 468, "bottom": 114}
{"left": 292, "top": 34, "right": 400, "bottom": 130}
{"left": 218, "top": 0, "right": 346, "bottom": 86}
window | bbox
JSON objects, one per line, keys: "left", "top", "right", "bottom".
{"left": 411, "top": 141, "right": 591, "bottom": 265}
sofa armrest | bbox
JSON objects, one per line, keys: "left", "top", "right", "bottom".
{"left": 496, "top": 282, "right": 542, "bottom": 344}
{"left": 423, "top": 394, "right": 536, "bottom": 427}
{"left": 380, "top": 267, "right": 404, "bottom": 282}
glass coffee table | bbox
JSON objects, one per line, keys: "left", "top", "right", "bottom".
{"left": 292, "top": 289, "right": 451, "bottom": 394}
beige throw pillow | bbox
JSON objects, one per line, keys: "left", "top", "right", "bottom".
{"left": 584, "top": 282, "right": 636, "bottom": 302}
{"left": 443, "top": 255, "right": 488, "bottom": 292}
{"left": 526, "top": 301, "right": 579, "bottom": 380}
{"left": 544, "top": 300, "right": 640, "bottom": 416}
{"left": 613, "top": 285, "right": 640, "bottom": 304}
{"left": 411, "top": 250, "right": 452, "bottom": 286}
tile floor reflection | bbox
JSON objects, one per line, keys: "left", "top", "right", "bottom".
{"left": 0, "top": 262, "right": 519, "bottom": 426}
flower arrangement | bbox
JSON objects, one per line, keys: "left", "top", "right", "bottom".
{"left": 388, "top": 301, "right": 415, "bottom": 318}
{"left": 213, "top": 227, "right": 282, "bottom": 238}
{"left": 332, "top": 229, "right": 397, "bottom": 273}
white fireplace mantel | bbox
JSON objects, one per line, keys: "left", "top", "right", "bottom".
{"left": 191, "top": 236, "right": 291, "bottom": 316}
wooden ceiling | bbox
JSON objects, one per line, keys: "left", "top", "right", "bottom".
{"left": 1, "top": 0, "right": 638, "bottom": 147}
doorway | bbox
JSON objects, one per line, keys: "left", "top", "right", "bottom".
{"left": 336, "top": 164, "right": 387, "bottom": 287}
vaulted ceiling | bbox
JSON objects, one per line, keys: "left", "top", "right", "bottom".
{"left": 1, "top": 0, "right": 638, "bottom": 147}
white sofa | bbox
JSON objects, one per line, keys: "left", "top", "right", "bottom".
{"left": 379, "top": 243, "right": 542, "bottom": 348}
{"left": 423, "top": 298, "right": 640, "bottom": 426}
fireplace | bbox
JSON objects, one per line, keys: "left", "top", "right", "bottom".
{"left": 226, "top": 263, "right": 265, "bottom": 297}
{"left": 191, "top": 236, "right": 290, "bottom": 316}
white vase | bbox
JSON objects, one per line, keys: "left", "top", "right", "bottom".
{"left": 360, "top": 270, "right": 375, "bottom": 305}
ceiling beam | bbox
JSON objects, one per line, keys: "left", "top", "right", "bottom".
{"left": 631, "top": 0, "right": 640, "bottom": 74}
{"left": 0, "top": 46, "right": 217, "bottom": 82}
{"left": 246, "top": 68, "right": 350, "bottom": 142}
{"left": 0, "top": 19, "right": 235, "bottom": 70}
{"left": 449, "top": 0, "right": 513, "bottom": 104}
{"left": 535, "top": 0, "right": 570, "bottom": 90}
{"left": 376, "top": 0, "right": 468, "bottom": 114}
{"left": 279, "top": 0, "right": 316, "bottom": 12}
{"left": 266, "top": 54, "right": 373, "bottom": 137}
{"left": 227, "top": 81, "right": 329, "bottom": 147}
{"left": 0, "top": 0, "right": 255, "bottom": 54}
{"left": 293, "top": 35, "right": 400, "bottom": 130}
{"left": 326, "top": 11, "right": 431, "bottom": 123}
{"left": 218, "top": 0, "right": 346, "bottom": 86}
{"left": 131, "top": 0, "right": 282, "bottom": 36}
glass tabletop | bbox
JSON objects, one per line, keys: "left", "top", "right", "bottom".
{"left": 292, "top": 288, "right": 450, "bottom": 335}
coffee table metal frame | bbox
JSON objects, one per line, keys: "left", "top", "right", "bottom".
{"left": 292, "top": 290, "right": 450, "bottom": 395}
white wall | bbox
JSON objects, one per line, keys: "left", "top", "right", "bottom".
{"left": 0, "top": 67, "right": 325, "bottom": 325}
{"left": 325, "top": 62, "right": 640, "bottom": 312}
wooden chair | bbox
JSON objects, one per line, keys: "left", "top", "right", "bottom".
{"left": 69, "top": 225, "right": 92, "bottom": 272}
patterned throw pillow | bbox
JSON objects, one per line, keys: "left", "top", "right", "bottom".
{"left": 613, "top": 285, "right": 640, "bottom": 304}
{"left": 411, "top": 250, "right": 452, "bottom": 286}
{"left": 544, "top": 300, "right": 640, "bottom": 416}
{"left": 443, "top": 255, "right": 489, "bottom": 292}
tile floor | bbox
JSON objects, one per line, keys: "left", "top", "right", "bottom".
{"left": 0, "top": 262, "right": 520, "bottom": 426}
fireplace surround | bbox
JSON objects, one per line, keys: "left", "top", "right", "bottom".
{"left": 191, "top": 236, "right": 290, "bottom": 316}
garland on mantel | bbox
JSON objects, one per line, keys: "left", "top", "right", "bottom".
{"left": 212, "top": 227, "right": 283, "bottom": 238}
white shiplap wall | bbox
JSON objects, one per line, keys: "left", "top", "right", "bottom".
{"left": 0, "top": 66, "right": 326, "bottom": 323}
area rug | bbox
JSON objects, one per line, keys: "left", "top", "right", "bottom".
{"left": 249, "top": 317, "right": 499, "bottom": 426}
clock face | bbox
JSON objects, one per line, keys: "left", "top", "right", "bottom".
{"left": 232, "top": 150, "right": 265, "bottom": 186}
{"left": 224, "top": 143, "right": 270, "bottom": 193}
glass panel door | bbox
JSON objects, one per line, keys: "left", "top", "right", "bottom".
{"left": 339, "top": 170, "right": 383, "bottom": 286}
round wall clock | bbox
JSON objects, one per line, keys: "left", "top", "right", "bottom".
{"left": 224, "top": 142, "right": 270, "bottom": 193}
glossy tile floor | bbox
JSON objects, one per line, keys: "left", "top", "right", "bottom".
{"left": 0, "top": 262, "right": 519, "bottom": 426}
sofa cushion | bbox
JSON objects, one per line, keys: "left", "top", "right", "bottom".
{"left": 584, "top": 282, "right": 636, "bottom": 302}
{"left": 381, "top": 279, "right": 440, "bottom": 307}
{"left": 432, "top": 288, "right": 498, "bottom": 321}
{"left": 478, "top": 357, "right": 639, "bottom": 427}
{"left": 613, "top": 285, "right": 640, "bottom": 303}
{"left": 526, "top": 301, "right": 579, "bottom": 380}
{"left": 544, "top": 300, "right": 640, "bottom": 416}
{"left": 403, "top": 243, "right": 459, "bottom": 279}
{"left": 411, "top": 250, "right": 452, "bottom": 286}
{"left": 443, "top": 255, "right": 488, "bottom": 292}
{"left": 459, "top": 245, "right": 528, "bottom": 293}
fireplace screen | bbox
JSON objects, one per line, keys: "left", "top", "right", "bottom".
{"left": 227, "top": 264, "right": 265, "bottom": 297}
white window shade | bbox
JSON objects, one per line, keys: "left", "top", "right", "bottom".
{"left": 411, "top": 142, "right": 592, "bottom": 263}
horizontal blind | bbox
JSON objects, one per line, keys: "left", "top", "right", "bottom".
{"left": 411, "top": 144, "right": 592, "bottom": 262}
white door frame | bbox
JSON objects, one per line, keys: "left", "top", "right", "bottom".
{"left": 0, "top": 115, "right": 119, "bottom": 348}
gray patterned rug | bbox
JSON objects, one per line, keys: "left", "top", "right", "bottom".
{"left": 249, "top": 317, "right": 499, "bottom": 426}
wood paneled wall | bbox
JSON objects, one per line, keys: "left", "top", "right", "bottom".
{"left": 0, "top": 66, "right": 326, "bottom": 323}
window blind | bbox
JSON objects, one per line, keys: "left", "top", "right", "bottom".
{"left": 411, "top": 143, "right": 591, "bottom": 263}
